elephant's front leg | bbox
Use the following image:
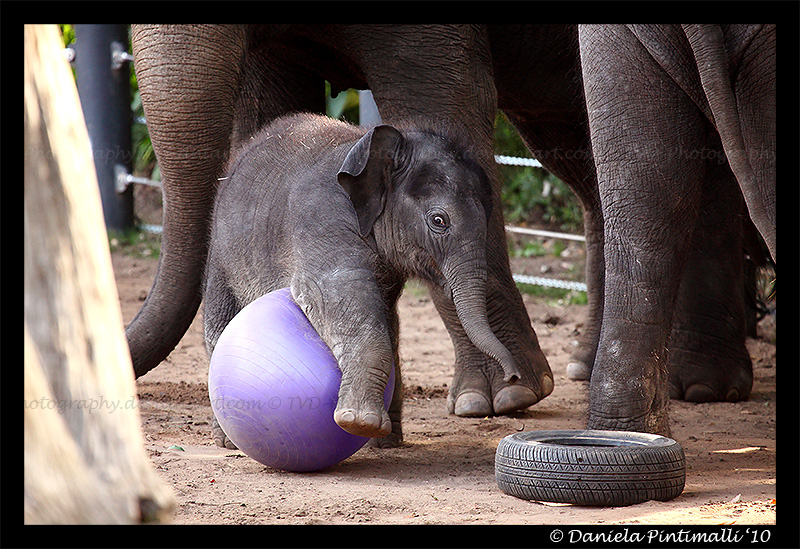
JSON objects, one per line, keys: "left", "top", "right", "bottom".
{"left": 291, "top": 273, "right": 398, "bottom": 441}
{"left": 580, "top": 24, "right": 707, "bottom": 435}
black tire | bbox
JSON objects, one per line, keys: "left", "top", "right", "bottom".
{"left": 495, "top": 430, "right": 685, "bottom": 506}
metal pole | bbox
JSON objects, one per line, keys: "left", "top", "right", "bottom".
{"left": 73, "top": 24, "right": 134, "bottom": 231}
{"left": 358, "top": 90, "right": 382, "bottom": 128}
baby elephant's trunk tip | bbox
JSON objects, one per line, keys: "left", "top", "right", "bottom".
{"left": 463, "top": 319, "right": 520, "bottom": 384}
{"left": 499, "top": 354, "right": 521, "bottom": 384}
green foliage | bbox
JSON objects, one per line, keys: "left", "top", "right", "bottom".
{"left": 59, "top": 24, "right": 75, "bottom": 46}
{"left": 508, "top": 240, "right": 547, "bottom": 258}
{"left": 493, "top": 113, "right": 583, "bottom": 232}
{"left": 326, "top": 83, "right": 361, "bottom": 124}
{"left": 108, "top": 229, "right": 161, "bottom": 258}
{"left": 131, "top": 89, "right": 158, "bottom": 178}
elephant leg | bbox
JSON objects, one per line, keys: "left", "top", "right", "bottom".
{"left": 368, "top": 299, "right": 404, "bottom": 448}
{"left": 580, "top": 24, "right": 708, "bottom": 435}
{"left": 231, "top": 29, "right": 327, "bottom": 147}
{"left": 202, "top": 267, "right": 240, "bottom": 359}
{"left": 291, "top": 267, "right": 397, "bottom": 439}
{"left": 504, "top": 115, "right": 603, "bottom": 382}
{"left": 129, "top": 25, "right": 248, "bottom": 377}
{"left": 668, "top": 153, "right": 753, "bottom": 403}
{"left": 129, "top": 26, "right": 327, "bottom": 378}
{"left": 202, "top": 261, "right": 242, "bottom": 449}
{"left": 332, "top": 25, "right": 553, "bottom": 416}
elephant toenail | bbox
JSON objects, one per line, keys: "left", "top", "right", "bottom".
{"left": 726, "top": 388, "right": 740, "bottom": 402}
{"left": 541, "top": 375, "right": 554, "bottom": 397}
{"left": 566, "top": 361, "right": 591, "bottom": 381}
{"left": 684, "top": 383, "right": 714, "bottom": 403}
{"left": 493, "top": 385, "right": 539, "bottom": 415}
{"left": 453, "top": 392, "right": 492, "bottom": 417}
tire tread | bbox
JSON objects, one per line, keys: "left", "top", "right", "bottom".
{"left": 495, "top": 431, "right": 685, "bottom": 506}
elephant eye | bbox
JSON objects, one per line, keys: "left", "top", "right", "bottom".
{"left": 427, "top": 211, "right": 450, "bottom": 232}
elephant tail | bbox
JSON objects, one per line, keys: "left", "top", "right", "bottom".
{"left": 682, "top": 24, "right": 775, "bottom": 263}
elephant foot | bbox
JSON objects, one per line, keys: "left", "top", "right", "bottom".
{"left": 334, "top": 392, "right": 393, "bottom": 439}
{"left": 368, "top": 430, "right": 403, "bottom": 449}
{"left": 586, "top": 344, "right": 672, "bottom": 437}
{"left": 586, "top": 383, "right": 672, "bottom": 437}
{"left": 586, "top": 386, "right": 672, "bottom": 436}
{"left": 334, "top": 409, "right": 392, "bottom": 438}
{"left": 668, "top": 331, "right": 753, "bottom": 403}
{"left": 367, "top": 408, "right": 403, "bottom": 448}
{"left": 675, "top": 383, "right": 742, "bottom": 403}
{"left": 446, "top": 353, "right": 553, "bottom": 417}
{"left": 447, "top": 391, "right": 492, "bottom": 417}
{"left": 493, "top": 383, "right": 548, "bottom": 415}
{"left": 587, "top": 413, "right": 672, "bottom": 438}
{"left": 212, "top": 404, "right": 399, "bottom": 449}
{"left": 211, "top": 416, "right": 238, "bottom": 450}
{"left": 566, "top": 336, "right": 597, "bottom": 380}
{"left": 669, "top": 358, "right": 752, "bottom": 403}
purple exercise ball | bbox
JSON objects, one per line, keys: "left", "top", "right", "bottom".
{"left": 208, "top": 287, "right": 394, "bottom": 472}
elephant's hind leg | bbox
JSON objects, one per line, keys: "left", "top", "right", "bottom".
{"left": 368, "top": 300, "right": 404, "bottom": 448}
{"left": 203, "top": 266, "right": 242, "bottom": 450}
{"left": 668, "top": 155, "right": 753, "bottom": 403}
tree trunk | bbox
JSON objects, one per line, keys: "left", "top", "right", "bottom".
{"left": 24, "top": 24, "right": 174, "bottom": 524}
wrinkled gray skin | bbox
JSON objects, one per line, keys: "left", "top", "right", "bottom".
{"left": 130, "top": 25, "right": 552, "bottom": 423}
{"left": 129, "top": 24, "right": 773, "bottom": 438}
{"left": 575, "top": 24, "right": 775, "bottom": 434}
{"left": 205, "top": 113, "right": 520, "bottom": 446}
{"left": 491, "top": 24, "right": 774, "bottom": 433}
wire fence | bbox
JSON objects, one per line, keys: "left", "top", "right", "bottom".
{"left": 497, "top": 154, "right": 587, "bottom": 293}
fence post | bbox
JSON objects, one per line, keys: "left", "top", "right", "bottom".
{"left": 73, "top": 24, "right": 134, "bottom": 231}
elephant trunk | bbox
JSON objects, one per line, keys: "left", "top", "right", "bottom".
{"left": 444, "top": 249, "right": 520, "bottom": 384}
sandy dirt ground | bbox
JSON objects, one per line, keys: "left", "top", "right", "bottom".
{"left": 113, "top": 243, "right": 777, "bottom": 527}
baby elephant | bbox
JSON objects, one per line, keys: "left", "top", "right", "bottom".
{"left": 204, "top": 112, "right": 519, "bottom": 448}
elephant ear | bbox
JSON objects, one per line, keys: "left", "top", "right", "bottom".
{"left": 337, "top": 125, "right": 403, "bottom": 237}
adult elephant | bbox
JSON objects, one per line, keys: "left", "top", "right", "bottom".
{"left": 488, "top": 24, "right": 773, "bottom": 435}
{"left": 128, "top": 25, "right": 553, "bottom": 421}
{"left": 129, "top": 24, "right": 773, "bottom": 437}
{"left": 572, "top": 24, "right": 775, "bottom": 434}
